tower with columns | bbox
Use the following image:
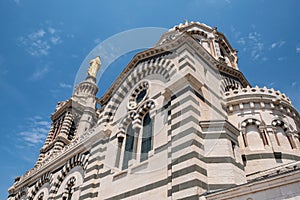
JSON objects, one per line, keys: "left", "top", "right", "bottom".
{"left": 8, "top": 21, "right": 300, "bottom": 200}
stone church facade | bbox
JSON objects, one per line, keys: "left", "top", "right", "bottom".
{"left": 8, "top": 22, "right": 300, "bottom": 199}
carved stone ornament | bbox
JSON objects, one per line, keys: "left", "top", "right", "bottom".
{"left": 87, "top": 56, "right": 101, "bottom": 78}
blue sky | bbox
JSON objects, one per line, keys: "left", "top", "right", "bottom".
{"left": 0, "top": 0, "right": 300, "bottom": 198}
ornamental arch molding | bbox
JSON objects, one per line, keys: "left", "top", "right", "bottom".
{"left": 28, "top": 172, "right": 52, "bottom": 200}
{"left": 117, "top": 100, "right": 155, "bottom": 135}
{"left": 118, "top": 111, "right": 135, "bottom": 135}
{"left": 241, "top": 118, "right": 262, "bottom": 129}
{"left": 240, "top": 119, "right": 268, "bottom": 149}
{"left": 220, "top": 76, "right": 241, "bottom": 93}
{"left": 50, "top": 153, "right": 89, "bottom": 195}
{"left": 272, "top": 119, "right": 296, "bottom": 149}
{"left": 272, "top": 119, "right": 289, "bottom": 132}
{"left": 135, "top": 100, "right": 156, "bottom": 123}
{"left": 101, "top": 57, "right": 176, "bottom": 124}
{"left": 15, "top": 188, "right": 28, "bottom": 200}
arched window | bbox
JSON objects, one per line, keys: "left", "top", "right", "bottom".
{"left": 63, "top": 177, "right": 76, "bottom": 200}
{"left": 37, "top": 192, "right": 44, "bottom": 200}
{"left": 272, "top": 120, "right": 295, "bottom": 149}
{"left": 136, "top": 89, "right": 147, "bottom": 104}
{"left": 120, "top": 112, "right": 154, "bottom": 169}
{"left": 122, "top": 123, "right": 135, "bottom": 170}
{"left": 140, "top": 113, "right": 153, "bottom": 162}
{"left": 20, "top": 195, "right": 26, "bottom": 200}
{"left": 68, "top": 121, "right": 76, "bottom": 140}
{"left": 276, "top": 126, "right": 293, "bottom": 149}
{"left": 56, "top": 166, "right": 84, "bottom": 200}
{"left": 246, "top": 124, "right": 264, "bottom": 151}
{"left": 33, "top": 183, "right": 50, "bottom": 200}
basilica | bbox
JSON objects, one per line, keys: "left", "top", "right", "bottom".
{"left": 8, "top": 21, "right": 300, "bottom": 200}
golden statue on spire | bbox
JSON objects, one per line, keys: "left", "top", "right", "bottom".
{"left": 87, "top": 56, "right": 101, "bottom": 78}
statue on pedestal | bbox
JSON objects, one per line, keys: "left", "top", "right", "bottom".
{"left": 87, "top": 56, "right": 101, "bottom": 77}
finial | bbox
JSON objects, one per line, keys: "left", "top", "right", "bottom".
{"left": 87, "top": 56, "right": 101, "bottom": 78}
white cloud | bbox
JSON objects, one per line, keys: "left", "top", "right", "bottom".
{"left": 296, "top": 47, "right": 300, "bottom": 53}
{"left": 18, "top": 26, "right": 62, "bottom": 56}
{"left": 270, "top": 41, "right": 285, "bottom": 49}
{"left": 292, "top": 82, "right": 297, "bottom": 87}
{"left": 50, "top": 36, "right": 61, "bottom": 45}
{"left": 48, "top": 27, "right": 56, "bottom": 34}
{"left": 268, "top": 82, "right": 275, "bottom": 87}
{"left": 59, "top": 83, "right": 72, "bottom": 88}
{"left": 248, "top": 32, "right": 260, "bottom": 41}
{"left": 237, "top": 37, "right": 246, "bottom": 45}
{"left": 236, "top": 31, "right": 267, "bottom": 61}
{"left": 230, "top": 26, "right": 241, "bottom": 40}
{"left": 251, "top": 42, "right": 264, "bottom": 60}
{"left": 17, "top": 116, "right": 51, "bottom": 147}
{"left": 30, "top": 66, "right": 49, "bottom": 80}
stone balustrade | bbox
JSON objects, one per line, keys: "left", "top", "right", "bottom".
{"left": 225, "top": 85, "right": 291, "bottom": 104}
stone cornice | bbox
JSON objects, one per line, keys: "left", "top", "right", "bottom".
{"left": 98, "top": 31, "right": 248, "bottom": 107}
{"left": 217, "top": 64, "right": 250, "bottom": 87}
{"left": 205, "top": 162, "right": 300, "bottom": 199}
{"left": 166, "top": 21, "right": 236, "bottom": 53}
{"left": 199, "top": 120, "right": 240, "bottom": 137}
{"left": 97, "top": 48, "right": 168, "bottom": 106}
{"left": 51, "top": 99, "right": 71, "bottom": 120}
{"left": 12, "top": 127, "right": 108, "bottom": 191}
{"left": 225, "top": 86, "right": 300, "bottom": 123}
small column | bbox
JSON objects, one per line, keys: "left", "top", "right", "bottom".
{"left": 259, "top": 126, "right": 268, "bottom": 146}
{"left": 115, "top": 132, "right": 125, "bottom": 168}
{"left": 133, "top": 129, "right": 140, "bottom": 161}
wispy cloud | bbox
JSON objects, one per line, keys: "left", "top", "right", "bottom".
{"left": 17, "top": 116, "right": 50, "bottom": 147}
{"left": 292, "top": 81, "right": 297, "bottom": 87}
{"left": 278, "top": 57, "right": 286, "bottom": 61}
{"left": 237, "top": 37, "right": 246, "bottom": 45}
{"left": 59, "top": 83, "right": 72, "bottom": 88}
{"left": 248, "top": 32, "right": 266, "bottom": 61}
{"left": 296, "top": 47, "right": 300, "bottom": 53}
{"left": 18, "top": 26, "right": 62, "bottom": 56}
{"left": 268, "top": 82, "right": 275, "bottom": 87}
{"left": 236, "top": 31, "right": 267, "bottom": 61}
{"left": 270, "top": 41, "right": 285, "bottom": 49}
{"left": 230, "top": 26, "right": 241, "bottom": 41}
{"left": 30, "top": 66, "right": 49, "bottom": 80}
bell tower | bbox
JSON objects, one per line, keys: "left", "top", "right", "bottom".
{"left": 35, "top": 56, "right": 101, "bottom": 166}
{"left": 72, "top": 56, "right": 101, "bottom": 134}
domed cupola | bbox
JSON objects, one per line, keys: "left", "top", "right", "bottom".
{"left": 157, "top": 20, "right": 239, "bottom": 70}
{"left": 225, "top": 86, "right": 300, "bottom": 175}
